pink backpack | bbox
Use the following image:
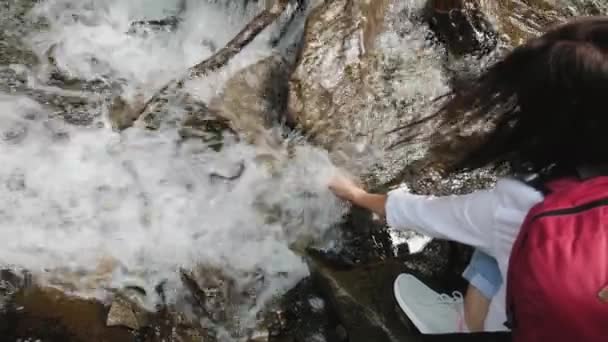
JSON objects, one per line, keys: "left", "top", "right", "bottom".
{"left": 506, "top": 176, "right": 608, "bottom": 341}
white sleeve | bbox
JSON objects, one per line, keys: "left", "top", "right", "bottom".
{"left": 385, "top": 185, "right": 501, "bottom": 252}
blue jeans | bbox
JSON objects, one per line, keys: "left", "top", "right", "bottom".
{"left": 462, "top": 249, "right": 503, "bottom": 299}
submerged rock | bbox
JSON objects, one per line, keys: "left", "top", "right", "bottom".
{"left": 0, "top": 286, "right": 135, "bottom": 342}
{"left": 474, "top": 0, "right": 607, "bottom": 48}
{"left": 427, "top": 0, "right": 608, "bottom": 54}
{"left": 106, "top": 293, "right": 151, "bottom": 330}
{"left": 273, "top": 277, "right": 343, "bottom": 342}
{"left": 310, "top": 258, "right": 412, "bottom": 342}
{"left": 426, "top": 0, "right": 498, "bottom": 56}
{"left": 0, "top": 268, "right": 31, "bottom": 313}
{"left": 289, "top": 0, "right": 403, "bottom": 185}
{"left": 111, "top": 53, "right": 291, "bottom": 153}
{"left": 479, "top": 0, "right": 565, "bottom": 46}
{"left": 205, "top": 54, "right": 292, "bottom": 144}
{"left": 0, "top": 284, "right": 212, "bottom": 342}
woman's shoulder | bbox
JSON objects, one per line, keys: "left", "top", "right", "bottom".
{"left": 493, "top": 176, "right": 544, "bottom": 210}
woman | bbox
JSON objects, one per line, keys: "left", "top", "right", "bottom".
{"left": 329, "top": 16, "right": 608, "bottom": 333}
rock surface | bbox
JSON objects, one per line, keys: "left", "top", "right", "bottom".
{"left": 0, "top": 282, "right": 212, "bottom": 342}
{"left": 426, "top": 0, "right": 498, "bottom": 56}
{"left": 106, "top": 294, "right": 150, "bottom": 330}
{"left": 476, "top": 0, "right": 608, "bottom": 47}
{"left": 272, "top": 277, "right": 344, "bottom": 342}
{"left": 1, "top": 285, "right": 136, "bottom": 342}
{"left": 288, "top": 0, "right": 448, "bottom": 188}
{"left": 310, "top": 258, "right": 412, "bottom": 342}
{"left": 204, "top": 54, "right": 292, "bottom": 144}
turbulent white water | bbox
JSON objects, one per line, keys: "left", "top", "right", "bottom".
{"left": 0, "top": 0, "right": 348, "bottom": 318}
{"left": 0, "top": 0, "right": 447, "bottom": 322}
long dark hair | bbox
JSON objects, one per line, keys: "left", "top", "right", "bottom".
{"left": 401, "top": 16, "right": 608, "bottom": 179}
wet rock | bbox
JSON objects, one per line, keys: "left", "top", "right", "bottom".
{"left": 179, "top": 265, "right": 318, "bottom": 341}
{"left": 179, "top": 266, "right": 240, "bottom": 326}
{"left": 426, "top": 0, "right": 588, "bottom": 52}
{"left": 114, "top": 55, "right": 291, "bottom": 148}
{"left": 474, "top": 0, "right": 581, "bottom": 47}
{"left": 426, "top": 0, "right": 498, "bottom": 56}
{"left": 0, "top": 0, "right": 40, "bottom": 67}
{"left": 249, "top": 329, "right": 270, "bottom": 342}
{"left": 129, "top": 16, "right": 182, "bottom": 35}
{"left": 0, "top": 283, "right": 213, "bottom": 342}
{"left": 0, "top": 286, "right": 135, "bottom": 342}
{"left": 269, "top": 0, "right": 310, "bottom": 49}
{"left": 274, "top": 277, "right": 343, "bottom": 342}
{"left": 206, "top": 54, "right": 292, "bottom": 143}
{"left": 289, "top": 0, "right": 391, "bottom": 175}
{"left": 179, "top": 53, "right": 294, "bottom": 154}
{"left": 106, "top": 294, "right": 150, "bottom": 330}
{"left": 309, "top": 258, "right": 412, "bottom": 342}
{"left": 288, "top": 0, "right": 449, "bottom": 187}
{"left": 179, "top": 265, "right": 274, "bottom": 339}
{"left": 563, "top": 0, "right": 608, "bottom": 16}
{"left": 335, "top": 324, "right": 348, "bottom": 341}
{"left": 109, "top": 95, "right": 145, "bottom": 130}
{"left": 0, "top": 268, "right": 31, "bottom": 312}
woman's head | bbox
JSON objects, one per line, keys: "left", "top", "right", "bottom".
{"left": 407, "top": 16, "right": 608, "bottom": 177}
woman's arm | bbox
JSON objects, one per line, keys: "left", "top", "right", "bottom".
{"left": 329, "top": 173, "right": 501, "bottom": 252}
{"left": 351, "top": 192, "right": 388, "bottom": 217}
{"left": 328, "top": 175, "right": 388, "bottom": 217}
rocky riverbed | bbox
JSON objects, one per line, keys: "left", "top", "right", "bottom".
{"left": 0, "top": 0, "right": 606, "bottom": 341}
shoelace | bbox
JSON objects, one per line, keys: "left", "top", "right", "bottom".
{"left": 437, "top": 291, "right": 464, "bottom": 304}
{"left": 437, "top": 291, "right": 466, "bottom": 332}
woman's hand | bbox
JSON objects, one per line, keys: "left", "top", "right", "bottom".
{"left": 328, "top": 173, "right": 367, "bottom": 202}
{"left": 328, "top": 172, "right": 387, "bottom": 217}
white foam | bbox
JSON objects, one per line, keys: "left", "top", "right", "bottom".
{"left": 0, "top": 0, "right": 347, "bottom": 326}
{"left": 0, "top": 92, "right": 346, "bottom": 310}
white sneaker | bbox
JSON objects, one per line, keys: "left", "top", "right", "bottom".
{"left": 394, "top": 273, "right": 467, "bottom": 334}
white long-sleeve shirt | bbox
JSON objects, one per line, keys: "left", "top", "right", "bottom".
{"left": 385, "top": 178, "right": 544, "bottom": 331}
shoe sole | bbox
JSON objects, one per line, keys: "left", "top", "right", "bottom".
{"left": 394, "top": 273, "right": 461, "bottom": 334}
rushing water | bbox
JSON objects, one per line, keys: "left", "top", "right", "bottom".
{"left": 0, "top": 0, "right": 349, "bottom": 318}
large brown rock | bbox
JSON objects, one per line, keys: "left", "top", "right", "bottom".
{"left": 288, "top": 0, "right": 449, "bottom": 189}
{"left": 204, "top": 54, "right": 292, "bottom": 144}
{"left": 0, "top": 285, "right": 212, "bottom": 342}
{"left": 1, "top": 286, "right": 135, "bottom": 342}
{"left": 0, "top": 269, "right": 210, "bottom": 342}
{"left": 310, "top": 258, "right": 412, "bottom": 342}
{"left": 475, "top": 0, "right": 607, "bottom": 47}
{"left": 426, "top": 0, "right": 498, "bottom": 56}
{"left": 428, "top": 0, "right": 607, "bottom": 54}
{"left": 113, "top": 54, "right": 293, "bottom": 153}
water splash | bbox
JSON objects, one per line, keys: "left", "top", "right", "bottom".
{"left": 0, "top": 2, "right": 349, "bottom": 332}
{"left": 24, "top": 0, "right": 278, "bottom": 97}
{"left": 0, "top": 90, "right": 345, "bottom": 302}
